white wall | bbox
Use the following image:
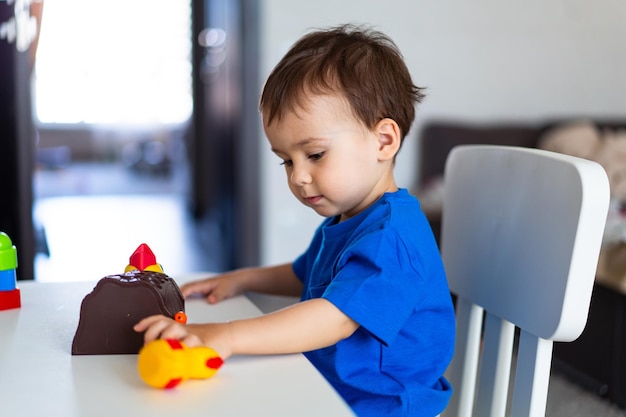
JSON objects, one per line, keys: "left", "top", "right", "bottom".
{"left": 259, "top": 0, "right": 626, "bottom": 266}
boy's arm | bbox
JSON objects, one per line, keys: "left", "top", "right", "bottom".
{"left": 136, "top": 298, "right": 359, "bottom": 359}
{"left": 224, "top": 298, "right": 359, "bottom": 356}
{"left": 181, "top": 263, "right": 303, "bottom": 303}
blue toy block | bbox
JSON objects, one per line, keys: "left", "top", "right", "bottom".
{"left": 0, "top": 268, "right": 16, "bottom": 291}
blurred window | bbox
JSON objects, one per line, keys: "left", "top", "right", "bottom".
{"left": 34, "top": 0, "right": 192, "bottom": 126}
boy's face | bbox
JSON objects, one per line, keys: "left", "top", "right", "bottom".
{"left": 264, "top": 94, "right": 398, "bottom": 221}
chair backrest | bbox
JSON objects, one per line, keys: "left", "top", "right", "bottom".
{"left": 440, "top": 145, "right": 609, "bottom": 417}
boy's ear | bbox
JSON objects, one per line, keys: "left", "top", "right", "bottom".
{"left": 375, "top": 118, "right": 401, "bottom": 161}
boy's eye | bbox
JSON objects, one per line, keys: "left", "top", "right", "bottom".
{"left": 309, "top": 152, "right": 324, "bottom": 161}
{"left": 280, "top": 159, "right": 293, "bottom": 167}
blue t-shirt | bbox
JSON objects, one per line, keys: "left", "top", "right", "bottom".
{"left": 292, "top": 189, "right": 455, "bottom": 417}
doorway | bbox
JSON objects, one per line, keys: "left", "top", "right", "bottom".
{"left": 31, "top": 0, "right": 260, "bottom": 281}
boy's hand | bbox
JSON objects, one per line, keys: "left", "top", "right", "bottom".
{"left": 180, "top": 273, "right": 243, "bottom": 304}
{"left": 134, "top": 315, "right": 203, "bottom": 347}
{"left": 134, "top": 315, "right": 233, "bottom": 359}
{"left": 180, "top": 264, "right": 301, "bottom": 303}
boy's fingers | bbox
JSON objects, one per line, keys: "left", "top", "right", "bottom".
{"left": 181, "top": 280, "right": 217, "bottom": 299}
{"left": 142, "top": 319, "right": 173, "bottom": 344}
{"left": 159, "top": 324, "right": 189, "bottom": 341}
{"left": 133, "top": 314, "right": 165, "bottom": 332}
{"left": 134, "top": 315, "right": 176, "bottom": 344}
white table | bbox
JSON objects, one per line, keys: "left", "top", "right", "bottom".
{"left": 0, "top": 276, "right": 354, "bottom": 416}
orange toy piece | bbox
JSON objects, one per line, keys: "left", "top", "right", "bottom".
{"left": 174, "top": 311, "right": 188, "bottom": 324}
{"left": 138, "top": 339, "right": 223, "bottom": 389}
{"left": 124, "top": 243, "right": 164, "bottom": 273}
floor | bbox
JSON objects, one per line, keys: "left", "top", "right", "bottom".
{"left": 33, "top": 162, "right": 626, "bottom": 417}
{"left": 547, "top": 371, "right": 626, "bottom": 417}
{"left": 33, "top": 161, "right": 225, "bottom": 283}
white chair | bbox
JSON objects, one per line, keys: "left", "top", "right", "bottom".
{"left": 439, "top": 145, "right": 610, "bottom": 417}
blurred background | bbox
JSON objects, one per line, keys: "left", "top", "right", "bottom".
{"left": 2, "top": 1, "right": 626, "bottom": 414}
{"left": 1, "top": 0, "right": 625, "bottom": 281}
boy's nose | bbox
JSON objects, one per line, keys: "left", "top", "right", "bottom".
{"left": 290, "top": 165, "right": 312, "bottom": 186}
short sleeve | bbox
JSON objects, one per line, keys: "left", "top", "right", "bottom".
{"left": 322, "top": 228, "right": 427, "bottom": 346}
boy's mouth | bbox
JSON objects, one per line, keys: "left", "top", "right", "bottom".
{"left": 304, "top": 195, "right": 323, "bottom": 205}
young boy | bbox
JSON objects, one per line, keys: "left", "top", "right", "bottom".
{"left": 135, "top": 24, "right": 455, "bottom": 417}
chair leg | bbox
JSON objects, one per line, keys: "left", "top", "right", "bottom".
{"left": 443, "top": 298, "right": 483, "bottom": 417}
{"left": 475, "top": 314, "right": 515, "bottom": 417}
{"left": 509, "top": 330, "right": 553, "bottom": 417}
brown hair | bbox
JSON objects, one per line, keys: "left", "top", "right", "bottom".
{"left": 259, "top": 24, "right": 425, "bottom": 141}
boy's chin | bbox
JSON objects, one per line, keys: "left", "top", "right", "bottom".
{"left": 308, "top": 205, "right": 340, "bottom": 219}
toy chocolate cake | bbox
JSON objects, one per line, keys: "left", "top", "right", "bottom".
{"left": 71, "top": 244, "right": 186, "bottom": 355}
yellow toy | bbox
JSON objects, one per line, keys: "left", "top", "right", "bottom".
{"left": 138, "top": 339, "right": 223, "bottom": 389}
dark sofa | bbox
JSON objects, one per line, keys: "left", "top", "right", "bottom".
{"left": 415, "top": 119, "right": 626, "bottom": 408}
{"left": 416, "top": 119, "right": 626, "bottom": 243}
